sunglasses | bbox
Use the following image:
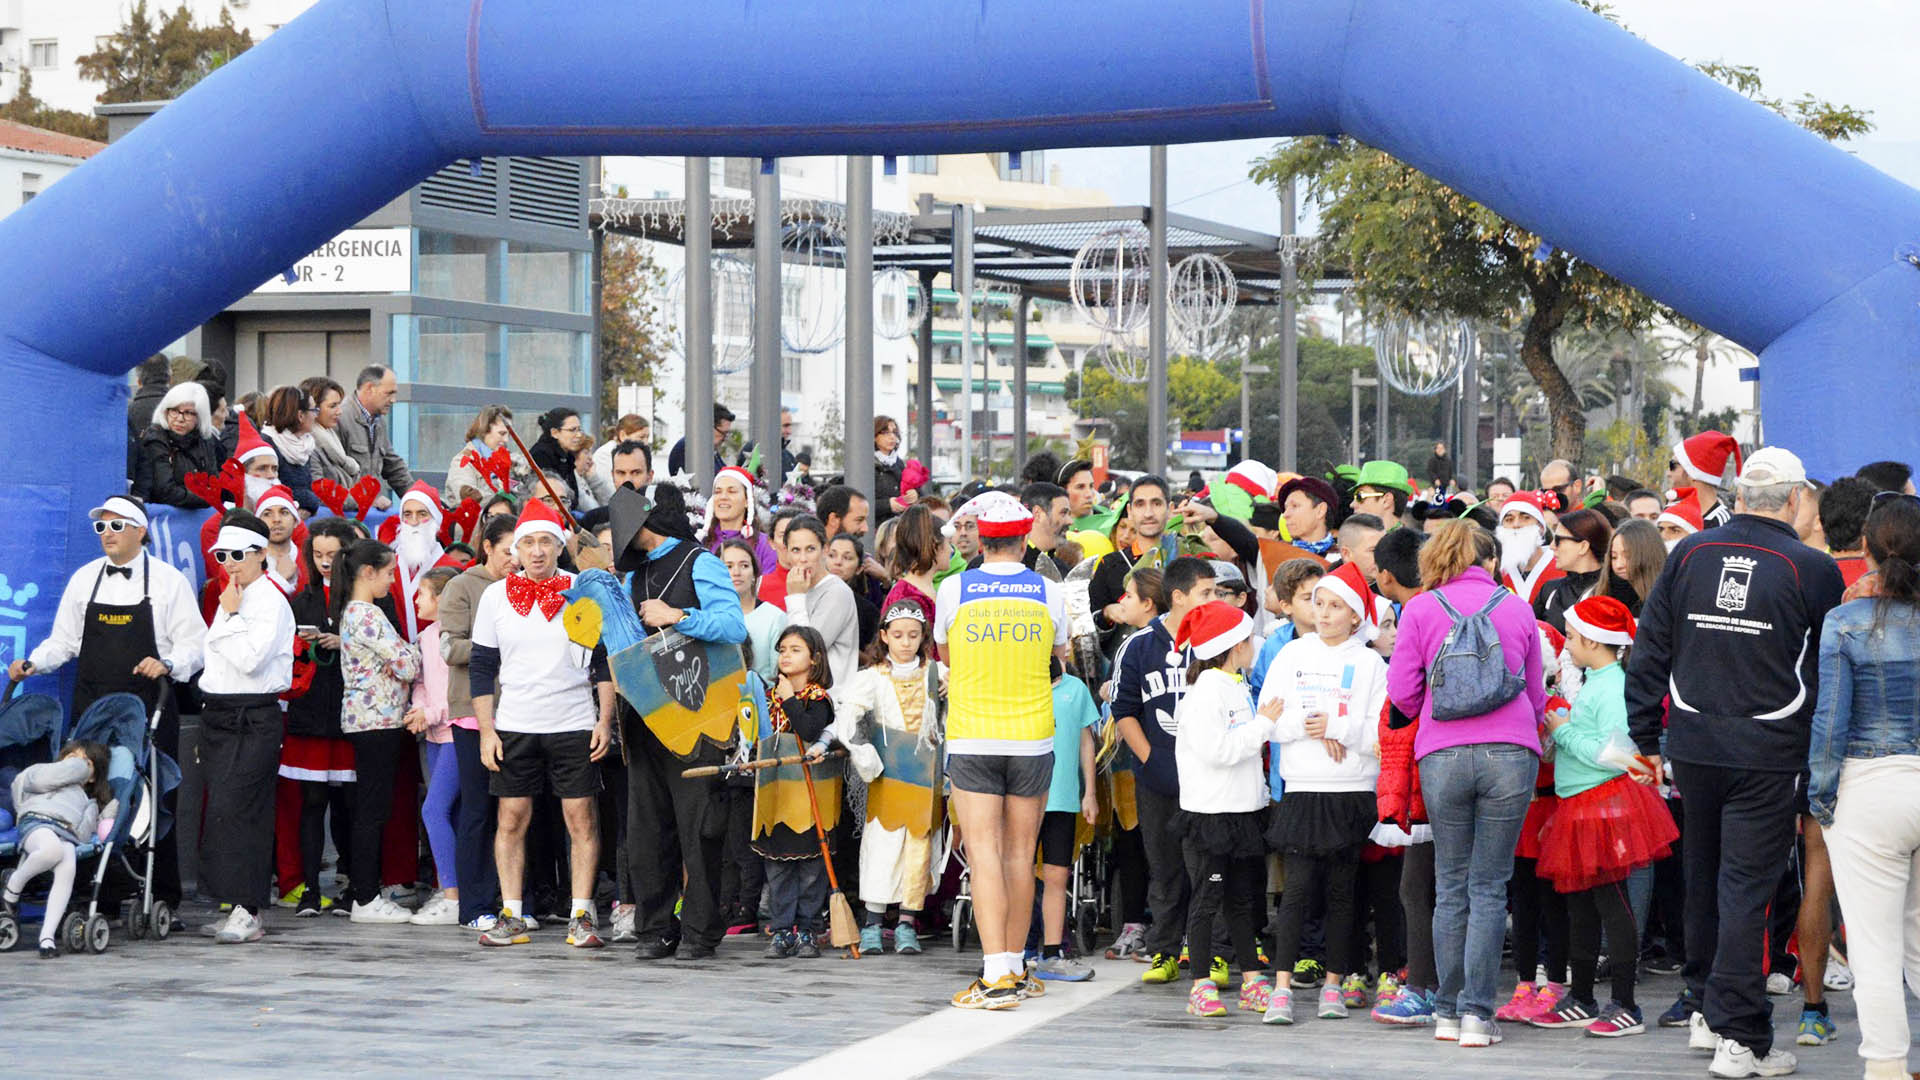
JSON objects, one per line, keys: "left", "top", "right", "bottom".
{"left": 1873, "top": 490, "right": 1920, "bottom": 507}
{"left": 92, "top": 519, "right": 137, "bottom": 534}
{"left": 1551, "top": 533, "right": 1580, "bottom": 545}
{"left": 210, "top": 549, "right": 258, "bottom": 564}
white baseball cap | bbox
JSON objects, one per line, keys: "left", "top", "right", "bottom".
{"left": 1738, "top": 447, "right": 1807, "bottom": 488}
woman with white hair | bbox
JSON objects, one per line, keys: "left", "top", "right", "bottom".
{"left": 135, "top": 381, "right": 224, "bottom": 508}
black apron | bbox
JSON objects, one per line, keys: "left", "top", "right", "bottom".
{"left": 72, "top": 554, "right": 161, "bottom": 719}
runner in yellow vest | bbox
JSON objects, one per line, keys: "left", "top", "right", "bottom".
{"left": 935, "top": 490, "right": 1069, "bottom": 1010}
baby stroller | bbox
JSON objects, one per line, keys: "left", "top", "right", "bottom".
{"left": 0, "top": 683, "right": 64, "bottom": 951}
{"left": 63, "top": 690, "right": 182, "bottom": 952}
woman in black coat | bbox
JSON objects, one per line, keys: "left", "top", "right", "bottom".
{"left": 135, "top": 382, "right": 223, "bottom": 509}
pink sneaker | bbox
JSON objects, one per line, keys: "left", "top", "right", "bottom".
{"left": 1238, "top": 974, "right": 1274, "bottom": 1012}
{"left": 1494, "top": 981, "right": 1538, "bottom": 1022}
{"left": 1519, "top": 982, "right": 1567, "bottom": 1023}
{"left": 1187, "top": 980, "right": 1226, "bottom": 1018}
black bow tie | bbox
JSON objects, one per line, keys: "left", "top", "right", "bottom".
{"left": 103, "top": 564, "right": 133, "bottom": 579}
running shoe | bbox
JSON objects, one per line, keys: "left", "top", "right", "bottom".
{"left": 894, "top": 923, "right": 922, "bottom": 954}
{"left": 859, "top": 924, "right": 883, "bottom": 954}
{"left": 1795, "top": 1008, "right": 1838, "bottom": 1047}
{"left": 1824, "top": 956, "right": 1855, "bottom": 992}
{"left": 566, "top": 912, "right": 604, "bottom": 949}
{"left": 1292, "top": 958, "right": 1326, "bottom": 985}
{"left": 1586, "top": 1000, "right": 1645, "bottom": 1038}
{"left": 349, "top": 896, "right": 413, "bottom": 924}
{"left": 1262, "top": 988, "right": 1294, "bottom": 1025}
{"left": 1341, "top": 972, "right": 1370, "bottom": 1009}
{"left": 294, "top": 891, "right": 326, "bottom": 918}
{"left": 1317, "top": 983, "right": 1349, "bottom": 1019}
{"left": 764, "top": 930, "right": 795, "bottom": 959}
{"left": 1529, "top": 997, "right": 1597, "bottom": 1029}
{"left": 1142, "top": 953, "right": 1180, "bottom": 984}
{"left": 214, "top": 906, "right": 265, "bottom": 944}
{"left": 1659, "top": 987, "right": 1701, "bottom": 1028}
{"left": 1179, "top": 943, "right": 1190, "bottom": 968}
{"left": 479, "top": 913, "right": 531, "bottom": 947}
{"left": 1458, "top": 1015, "right": 1503, "bottom": 1047}
{"left": 1520, "top": 982, "right": 1566, "bottom": 1023}
{"left": 1187, "top": 980, "right": 1226, "bottom": 1018}
{"left": 608, "top": 902, "right": 638, "bottom": 944}
{"left": 1494, "top": 981, "right": 1539, "bottom": 1022}
{"left": 1765, "top": 972, "right": 1795, "bottom": 996}
{"left": 1434, "top": 1016, "right": 1460, "bottom": 1042}
{"left": 461, "top": 913, "right": 498, "bottom": 933}
{"left": 1208, "top": 956, "right": 1229, "bottom": 986}
{"left": 1710, "top": 1036, "right": 1796, "bottom": 1078}
{"left": 1105, "top": 922, "right": 1147, "bottom": 960}
{"left": 1035, "top": 955, "right": 1095, "bottom": 982}
{"left": 951, "top": 974, "right": 1021, "bottom": 1011}
{"left": 1374, "top": 971, "right": 1403, "bottom": 1005}
{"left": 1017, "top": 970, "right": 1046, "bottom": 999}
{"left": 276, "top": 883, "right": 307, "bottom": 909}
{"left": 408, "top": 894, "right": 458, "bottom": 926}
{"left": 794, "top": 931, "right": 822, "bottom": 959}
{"left": 1237, "top": 973, "right": 1273, "bottom": 1013}
{"left": 1373, "top": 987, "right": 1436, "bottom": 1026}
{"left": 1690, "top": 1011, "right": 1719, "bottom": 1052}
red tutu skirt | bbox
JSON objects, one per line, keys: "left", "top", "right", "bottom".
{"left": 1514, "top": 793, "right": 1559, "bottom": 860}
{"left": 278, "top": 734, "right": 356, "bottom": 783}
{"left": 1537, "top": 774, "right": 1678, "bottom": 893}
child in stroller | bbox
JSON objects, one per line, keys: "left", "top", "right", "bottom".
{"left": 3, "top": 742, "right": 117, "bottom": 957}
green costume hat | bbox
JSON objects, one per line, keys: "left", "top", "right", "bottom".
{"left": 1353, "top": 460, "right": 1414, "bottom": 495}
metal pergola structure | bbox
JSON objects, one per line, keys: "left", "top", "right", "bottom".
{"left": 591, "top": 155, "right": 1346, "bottom": 493}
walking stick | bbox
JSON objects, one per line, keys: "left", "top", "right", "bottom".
{"left": 502, "top": 423, "right": 587, "bottom": 536}
{"left": 679, "top": 747, "right": 846, "bottom": 779}
{"left": 798, "top": 753, "right": 862, "bottom": 957}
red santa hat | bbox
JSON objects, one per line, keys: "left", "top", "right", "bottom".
{"left": 968, "top": 490, "right": 1034, "bottom": 539}
{"left": 713, "top": 466, "right": 757, "bottom": 494}
{"left": 1673, "top": 430, "right": 1742, "bottom": 488}
{"left": 234, "top": 412, "right": 275, "bottom": 465}
{"left": 1565, "top": 595, "right": 1637, "bottom": 647}
{"left": 702, "top": 466, "right": 761, "bottom": 538}
{"left": 1313, "top": 561, "right": 1380, "bottom": 642}
{"left": 1174, "top": 600, "right": 1253, "bottom": 661}
{"left": 1658, "top": 488, "right": 1704, "bottom": 535}
{"left": 397, "top": 480, "right": 443, "bottom": 522}
{"left": 253, "top": 484, "right": 298, "bottom": 518}
{"left": 512, "top": 496, "right": 569, "bottom": 547}
{"left": 1498, "top": 489, "right": 1552, "bottom": 532}
{"left": 1224, "top": 460, "right": 1278, "bottom": 501}
{"left": 1537, "top": 619, "right": 1567, "bottom": 661}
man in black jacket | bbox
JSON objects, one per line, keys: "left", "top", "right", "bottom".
{"left": 1626, "top": 447, "right": 1843, "bottom": 1075}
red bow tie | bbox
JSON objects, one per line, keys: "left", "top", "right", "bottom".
{"left": 505, "top": 573, "right": 572, "bottom": 621}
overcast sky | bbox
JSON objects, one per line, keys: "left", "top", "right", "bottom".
{"left": 1049, "top": 0, "right": 1920, "bottom": 234}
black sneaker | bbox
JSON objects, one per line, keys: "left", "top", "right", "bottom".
{"left": 1530, "top": 998, "right": 1599, "bottom": 1029}
{"left": 677, "top": 941, "right": 717, "bottom": 960}
{"left": 635, "top": 937, "right": 679, "bottom": 960}
{"left": 39, "top": 941, "right": 59, "bottom": 959}
{"left": 764, "top": 931, "right": 795, "bottom": 959}
{"left": 294, "top": 892, "right": 323, "bottom": 919}
{"left": 794, "top": 931, "right": 821, "bottom": 958}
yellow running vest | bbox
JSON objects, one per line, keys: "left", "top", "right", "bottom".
{"left": 946, "top": 567, "right": 1055, "bottom": 745}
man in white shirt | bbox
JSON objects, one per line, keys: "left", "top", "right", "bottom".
{"left": 198, "top": 510, "right": 297, "bottom": 945}
{"left": 470, "top": 497, "right": 614, "bottom": 950}
{"left": 9, "top": 494, "right": 205, "bottom": 910}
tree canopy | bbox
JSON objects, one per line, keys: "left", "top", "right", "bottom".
{"left": 76, "top": 2, "right": 253, "bottom": 105}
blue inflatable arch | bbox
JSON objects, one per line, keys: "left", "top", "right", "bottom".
{"left": 3, "top": 0, "right": 1919, "bottom": 595}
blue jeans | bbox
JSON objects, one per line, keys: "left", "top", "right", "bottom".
{"left": 1420, "top": 743, "right": 1538, "bottom": 1021}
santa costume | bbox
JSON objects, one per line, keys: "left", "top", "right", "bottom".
{"left": 1497, "top": 490, "right": 1565, "bottom": 605}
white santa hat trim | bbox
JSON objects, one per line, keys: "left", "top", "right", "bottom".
{"left": 398, "top": 486, "right": 442, "bottom": 521}
{"left": 254, "top": 490, "right": 297, "bottom": 519}
{"left": 1655, "top": 508, "right": 1698, "bottom": 535}
{"left": 1564, "top": 607, "right": 1633, "bottom": 647}
{"left": 1313, "top": 568, "right": 1380, "bottom": 642}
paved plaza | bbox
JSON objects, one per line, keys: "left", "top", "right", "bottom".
{"left": 0, "top": 900, "right": 1891, "bottom": 1079}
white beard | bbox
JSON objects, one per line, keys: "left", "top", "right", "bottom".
{"left": 1496, "top": 524, "right": 1542, "bottom": 577}
{"left": 1664, "top": 538, "right": 1679, "bottom": 554}
{"left": 395, "top": 521, "right": 440, "bottom": 572}
{"left": 244, "top": 475, "right": 274, "bottom": 507}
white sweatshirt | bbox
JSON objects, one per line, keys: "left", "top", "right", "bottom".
{"left": 1175, "top": 667, "right": 1276, "bottom": 814}
{"left": 1256, "top": 633, "right": 1385, "bottom": 794}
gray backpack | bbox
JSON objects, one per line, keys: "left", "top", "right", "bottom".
{"left": 1427, "top": 590, "right": 1527, "bottom": 721}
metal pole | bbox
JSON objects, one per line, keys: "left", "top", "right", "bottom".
{"left": 1279, "top": 179, "right": 1299, "bottom": 474}
{"left": 1375, "top": 335, "right": 1389, "bottom": 462}
{"left": 1148, "top": 145, "right": 1169, "bottom": 478}
{"left": 1460, "top": 331, "right": 1479, "bottom": 492}
{"left": 1350, "top": 369, "right": 1362, "bottom": 467}
{"left": 953, "top": 203, "right": 974, "bottom": 480}
{"left": 684, "top": 157, "right": 714, "bottom": 491}
{"left": 1239, "top": 363, "right": 1251, "bottom": 463}
{"left": 752, "top": 160, "right": 782, "bottom": 487}
{"left": 915, "top": 269, "right": 936, "bottom": 469}
{"left": 1013, "top": 290, "right": 1029, "bottom": 472}
{"left": 843, "top": 156, "right": 875, "bottom": 497}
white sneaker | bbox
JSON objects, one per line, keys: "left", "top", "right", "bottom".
{"left": 1710, "top": 1036, "right": 1797, "bottom": 1078}
{"left": 609, "top": 902, "right": 638, "bottom": 944}
{"left": 1434, "top": 1016, "right": 1461, "bottom": 1042}
{"left": 408, "top": 895, "right": 458, "bottom": 926}
{"left": 214, "top": 906, "right": 265, "bottom": 944}
{"left": 1765, "top": 973, "right": 1794, "bottom": 996}
{"left": 350, "top": 897, "right": 413, "bottom": 925}
{"left": 1824, "top": 957, "right": 1855, "bottom": 992}
{"left": 1691, "top": 1010, "right": 1719, "bottom": 1052}
{"left": 1458, "top": 1015, "right": 1503, "bottom": 1047}
{"left": 460, "top": 913, "right": 498, "bottom": 932}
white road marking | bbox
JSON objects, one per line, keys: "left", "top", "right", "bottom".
{"left": 766, "top": 962, "right": 1134, "bottom": 1080}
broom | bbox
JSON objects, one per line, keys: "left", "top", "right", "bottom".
{"left": 679, "top": 747, "right": 846, "bottom": 779}
{"left": 798, "top": 753, "right": 862, "bottom": 957}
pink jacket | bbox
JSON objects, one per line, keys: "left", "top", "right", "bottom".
{"left": 1386, "top": 566, "right": 1545, "bottom": 761}
{"left": 412, "top": 622, "right": 453, "bottom": 743}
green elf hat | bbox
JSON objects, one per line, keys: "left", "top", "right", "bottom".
{"left": 1353, "top": 460, "right": 1414, "bottom": 496}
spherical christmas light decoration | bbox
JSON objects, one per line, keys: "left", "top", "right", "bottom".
{"left": 873, "top": 267, "right": 926, "bottom": 340}
{"left": 1372, "top": 316, "right": 1475, "bottom": 397}
{"left": 1169, "top": 252, "right": 1238, "bottom": 358}
{"left": 667, "top": 254, "right": 757, "bottom": 375}
{"left": 1070, "top": 226, "right": 1153, "bottom": 335}
{"left": 780, "top": 219, "right": 844, "bottom": 355}
{"left": 1091, "top": 330, "right": 1150, "bottom": 385}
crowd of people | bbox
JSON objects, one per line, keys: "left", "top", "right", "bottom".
{"left": 4, "top": 357, "right": 1919, "bottom": 1079}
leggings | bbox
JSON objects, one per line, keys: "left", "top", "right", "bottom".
{"left": 1184, "top": 846, "right": 1265, "bottom": 975}
{"left": 1110, "top": 825, "right": 1149, "bottom": 924}
{"left": 1350, "top": 854, "right": 1407, "bottom": 977}
{"left": 345, "top": 729, "right": 411, "bottom": 906}
{"left": 1511, "top": 855, "right": 1569, "bottom": 983}
{"left": 1567, "top": 878, "right": 1639, "bottom": 1009}
{"left": 1401, "top": 843, "right": 1437, "bottom": 989}
{"left": 1272, "top": 850, "right": 1360, "bottom": 977}
{"left": 420, "top": 741, "right": 459, "bottom": 891}
{"left": 5, "top": 829, "right": 77, "bottom": 946}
